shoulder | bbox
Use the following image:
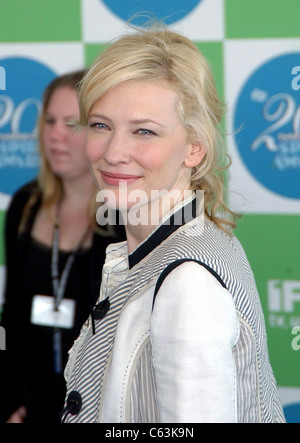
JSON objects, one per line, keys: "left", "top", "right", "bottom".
{"left": 167, "top": 217, "right": 255, "bottom": 289}
{"left": 6, "top": 180, "right": 39, "bottom": 217}
{"left": 5, "top": 180, "right": 40, "bottom": 239}
{"left": 153, "top": 260, "right": 235, "bottom": 312}
{"left": 151, "top": 260, "right": 240, "bottom": 349}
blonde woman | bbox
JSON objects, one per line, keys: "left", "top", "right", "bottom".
{"left": 62, "top": 29, "right": 285, "bottom": 423}
{"left": 0, "top": 71, "right": 125, "bottom": 423}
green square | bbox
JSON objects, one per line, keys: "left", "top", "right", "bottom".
{"left": 225, "top": 0, "right": 300, "bottom": 39}
{"left": 235, "top": 214, "right": 300, "bottom": 386}
{"left": 84, "top": 43, "right": 112, "bottom": 68}
{"left": 0, "top": 0, "right": 81, "bottom": 42}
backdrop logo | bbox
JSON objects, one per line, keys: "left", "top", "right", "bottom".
{"left": 101, "top": 0, "right": 202, "bottom": 25}
{"left": 268, "top": 280, "right": 300, "bottom": 330}
{"left": 0, "top": 57, "right": 56, "bottom": 195}
{"left": 234, "top": 53, "right": 300, "bottom": 200}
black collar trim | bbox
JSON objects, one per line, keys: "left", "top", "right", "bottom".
{"left": 128, "top": 198, "right": 197, "bottom": 269}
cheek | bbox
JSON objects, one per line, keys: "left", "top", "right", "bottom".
{"left": 41, "top": 128, "right": 51, "bottom": 149}
{"left": 137, "top": 147, "right": 169, "bottom": 171}
{"left": 70, "top": 133, "right": 86, "bottom": 156}
{"left": 142, "top": 148, "right": 184, "bottom": 175}
{"left": 85, "top": 139, "right": 100, "bottom": 164}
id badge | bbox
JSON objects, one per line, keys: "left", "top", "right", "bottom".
{"left": 31, "top": 295, "right": 76, "bottom": 329}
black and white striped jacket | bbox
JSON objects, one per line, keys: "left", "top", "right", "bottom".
{"left": 63, "top": 198, "right": 285, "bottom": 423}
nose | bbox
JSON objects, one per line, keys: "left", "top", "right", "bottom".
{"left": 49, "top": 121, "right": 69, "bottom": 141}
{"left": 103, "top": 131, "right": 131, "bottom": 166}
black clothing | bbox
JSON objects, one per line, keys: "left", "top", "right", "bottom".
{"left": 0, "top": 181, "right": 125, "bottom": 423}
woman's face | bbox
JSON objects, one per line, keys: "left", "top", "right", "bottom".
{"left": 42, "top": 86, "right": 89, "bottom": 180}
{"left": 86, "top": 80, "right": 205, "bottom": 213}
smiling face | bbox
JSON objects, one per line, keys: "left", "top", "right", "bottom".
{"left": 86, "top": 80, "right": 206, "bottom": 213}
{"left": 42, "top": 86, "right": 89, "bottom": 181}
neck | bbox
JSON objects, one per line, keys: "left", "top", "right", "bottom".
{"left": 123, "top": 189, "right": 194, "bottom": 254}
{"left": 125, "top": 223, "right": 154, "bottom": 255}
{"left": 60, "top": 173, "right": 95, "bottom": 208}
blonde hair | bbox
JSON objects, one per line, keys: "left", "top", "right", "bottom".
{"left": 20, "top": 70, "right": 107, "bottom": 234}
{"left": 78, "top": 27, "right": 239, "bottom": 232}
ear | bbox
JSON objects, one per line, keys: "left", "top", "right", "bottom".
{"left": 184, "top": 142, "right": 207, "bottom": 168}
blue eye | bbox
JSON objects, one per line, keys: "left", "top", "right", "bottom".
{"left": 137, "top": 128, "right": 157, "bottom": 136}
{"left": 89, "top": 122, "right": 109, "bottom": 130}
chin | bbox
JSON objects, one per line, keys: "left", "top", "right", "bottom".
{"left": 52, "top": 168, "right": 66, "bottom": 178}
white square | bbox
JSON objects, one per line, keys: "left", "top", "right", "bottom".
{"left": 0, "top": 43, "right": 85, "bottom": 203}
{"left": 82, "top": 0, "right": 133, "bottom": 43}
{"left": 82, "top": 0, "right": 224, "bottom": 43}
{"left": 170, "top": 0, "right": 224, "bottom": 41}
{"left": 0, "top": 43, "right": 85, "bottom": 75}
{"left": 224, "top": 39, "right": 300, "bottom": 214}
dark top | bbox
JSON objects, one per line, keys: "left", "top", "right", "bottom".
{"left": 0, "top": 181, "right": 125, "bottom": 423}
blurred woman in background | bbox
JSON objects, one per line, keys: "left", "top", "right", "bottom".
{"left": 0, "top": 70, "right": 125, "bottom": 423}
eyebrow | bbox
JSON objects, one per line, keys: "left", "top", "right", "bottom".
{"left": 45, "top": 112, "right": 78, "bottom": 120}
{"left": 88, "top": 114, "right": 167, "bottom": 128}
{"left": 130, "top": 118, "right": 166, "bottom": 127}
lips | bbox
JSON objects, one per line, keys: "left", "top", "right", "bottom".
{"left": 50, "top": 148, "right": 69, "bottom": 157}
{"left": 100, "top": 171, "right": 142, "bottom": 186}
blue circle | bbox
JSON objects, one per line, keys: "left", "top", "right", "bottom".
{"left": 0, "top": 57, "right": 56, "bottom": 195}
{"left": 234, "top": 53, "right": 300, "bottom": 200}
{"left": 101, "top": 0, "right": 202, "bottom": 25}
{"left": 284, "top": 403, "right": 300, "bottom": 423}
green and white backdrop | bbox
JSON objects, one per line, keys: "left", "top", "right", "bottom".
{"left": 0, "top": 0, "right": 299, "bottom": 423}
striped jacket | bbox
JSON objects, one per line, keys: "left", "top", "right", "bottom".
{"left": 63, "top": 198, "right": 285, "bottom": 423}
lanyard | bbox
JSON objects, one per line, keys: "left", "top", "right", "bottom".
{"left": 51, "top": 218, "right": 90, "bottom": 374}
{"left": 51, "top": 220, "right": 90, "bottom": 310}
